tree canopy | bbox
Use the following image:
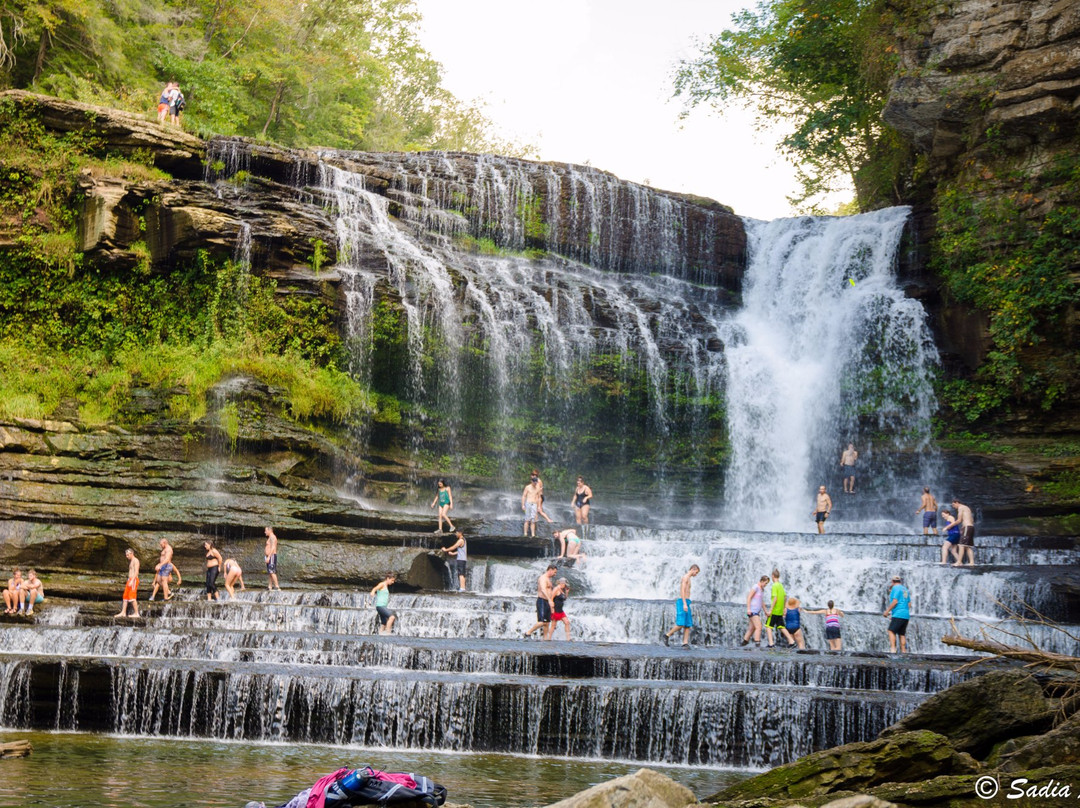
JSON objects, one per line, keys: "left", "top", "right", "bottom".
{"left": 0, "top": 0, "right": 524, "bottom": 154}
{"left": 673, "top": 0, "right": 906, "bottom": 211}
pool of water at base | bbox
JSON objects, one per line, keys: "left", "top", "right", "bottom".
{"left": 5, "top": 731, "right": 747, "bottom": 807}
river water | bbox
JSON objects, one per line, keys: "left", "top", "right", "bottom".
{"left": 6, "top": 730, "right": 742, "bottom": 807}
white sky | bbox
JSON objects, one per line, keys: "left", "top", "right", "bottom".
{"left": 413, "top": 0, "right": 805, "bottom": 221}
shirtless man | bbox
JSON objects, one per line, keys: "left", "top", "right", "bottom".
{"left": 3, "top": 568, "right": 22, "bottom": 614}
{"left": 149, "top": 538, "right": 175, "bottom": 601}
{"left": 951, "top": 499, "right": 976, "bottom": 566}
{"left": 523, "top": 564, "right": 558, "bottom": 640}
{"left": 916, "top": 488, "right": 939, "bottom": 536}
{"left": 20, "top": 570, "right": 44, "bottom": 616}
{"left": 662, "top": 564, "right": 700, "bottom": 649}
{"left": 264, "top": 527, "right": 280, "bottom": 590}
{"left": 533, "top": 470, "right": 555, "bottom": 524}
{"left": 116, "top": 548, "right": 140, "bottom": 618}
{"left": 811, "top": 486, "right": 833, "bottom": 534}
{"left": 521, "top": 477, "right": 542, "bottom": 538}
{"left": 840, "top": 443, "right": 858, "bottom": 493}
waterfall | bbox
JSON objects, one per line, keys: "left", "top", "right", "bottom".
{"left": 309, "top": 151, "right": 736, "bottom": 496}
{"left": 722, "top": 209, "right": 939, "bottom": 529}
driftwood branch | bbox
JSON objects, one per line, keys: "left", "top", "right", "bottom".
{"left": 942, "top": 634, "right": 1080, "bottom": 673}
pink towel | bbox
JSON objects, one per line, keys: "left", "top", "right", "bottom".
{"left": 366, "top": 768, "right": 418, "bottom": 789}
{"left": 306, "top": 768, "right": 350, "bottom": 808}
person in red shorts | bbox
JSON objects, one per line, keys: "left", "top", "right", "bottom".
{"left": 116, "top": 548, "right": 140, "bottom": 618}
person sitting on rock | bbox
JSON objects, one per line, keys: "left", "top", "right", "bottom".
{"left": 3, "top": 568, "right": 22, "bottom": 614}
{"left": 20, "top": 569, "right": 45, "bottom": 616}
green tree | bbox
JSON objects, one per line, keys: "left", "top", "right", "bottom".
{"left": 673, "top": 0, "right": 905, "bottom": 211}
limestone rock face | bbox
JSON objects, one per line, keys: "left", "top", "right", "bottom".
{"left": 543, "top": 768, "right": 695, "bottom": 808}
{"left": 879, "top": 670, "right": 1054, "bottom": 756}
{"left": 998, "top": 712, "right": 1080, "bottom": 772}
{"left": 884, "top": 0, "right": 1080, "bottom": 159}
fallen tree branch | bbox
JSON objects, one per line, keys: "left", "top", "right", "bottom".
{"left": 942, "top": 634, "right": 1080, "bottom": 673}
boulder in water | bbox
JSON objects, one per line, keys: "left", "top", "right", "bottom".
{"left": 543, "top": 768, "right": 694, "bottom": 808}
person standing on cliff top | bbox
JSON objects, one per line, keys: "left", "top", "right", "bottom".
{"left": 916, "top": 487, "right": 939, "bottom": 536}
{"left": 149, "top": 538, "right": 175, "bottom": 601}
{"left": 116, "top": 548, "right": 140, "bottom": 618}
{"left": 951, "top": 499, "right": 976, "bottom": 567}
{"left": 840, "top": 443, "right": 858, "bottom": 493}
{"left": 264, "top": 527, "right": 280, "bottom": 590}
{"left": 157, "top": 82, "right": 175, "bottom": 124}
{"left": 811, "top": 485, "right": 833, "bottom": 534}
{"left": 662, "top": 564, "right": 700, "bottom": 649}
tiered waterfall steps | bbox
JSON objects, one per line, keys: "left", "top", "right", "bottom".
{"left": 1, "top": 524, "right": 1076, "bottom": 770}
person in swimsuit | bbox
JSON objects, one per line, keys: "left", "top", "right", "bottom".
{"left": 430, "top": 480, "right": 455, "bottom": 534}
{"left": 939, "top": 508, "right": 962, "bottom": 564}
{"left": 441, "top": 531, "right": 468, "bottom": 591}
{"left": 203, "top": 540, "right": 223, "bottom": 601}
{"left": 223, "top": 559, "right": 246, "bottom": 599}
{"left": 521, "top": 476, "right": 541, "bottom": 537}
{"left": 951, "top": 499, "right": 976, "bottom": 566}
{"left": 840, "top": 443, "right": 858, "bottom": 493}
{"left": 149, "top": 538, "right": 175, "bottom": 601}
{"left": 553, "top": 528, "right": 586, "bottom": 563}
{"left": 548, "top": 578, "right": 571, "bottom": 641}
{"left": 784, "top": 597, "right": 806, "bottom": 649}
{"left": 370, "top": 573, "right": 397, "bottom": 635}
{"left": 19, "top": 569, "right": 44, "bottom": 616}
{"left": 571, "top": 477, "right": 593, "bottom": 537}
{"left": 811, "top": 486, "right": 833, "bottom": 534}
{"left": 264, "top": 527, "right": 280, "bottom": 590}
{"left": 3, "top": 568, "right": 22, "bottom": 614}
{"left": 662, "top": 564, "right": 700, "bottom": 649}
{"left": 805, "top": 600, "right": 845, "bottom": 651}
{"left": 523, "top": 565, "right": 558, "bottom": 639}
{"left": 916, "top": 488, "right": 939, "bottom": 535}
{"left": 740, "top": 574, "right": 769, "bottom": 647}
{"left": 116, "top": 548, "right": 141, "bottom": 618}
{"left": 533, "top": 470, "right": 555, "bottom": 524}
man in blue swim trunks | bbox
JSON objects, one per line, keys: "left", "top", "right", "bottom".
{"left": 149, "top": 538, "right": 175, "bottom": 601}
{"left": 662, "top": 564, "right": 700, "bottom": 649}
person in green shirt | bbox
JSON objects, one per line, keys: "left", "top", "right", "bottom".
{"left": 765, "top": 568, "right": 796, "bottom": 648}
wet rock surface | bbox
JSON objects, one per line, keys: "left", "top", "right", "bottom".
{"left": 705, "top": 668, "right": 1080, "bottom": 807}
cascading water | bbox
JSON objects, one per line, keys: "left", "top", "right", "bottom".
{"left": 311, "top": 151, "right": 737, "bottom": 497}
{"left": 722, "top": 210, "right": 940, "bottom": 530}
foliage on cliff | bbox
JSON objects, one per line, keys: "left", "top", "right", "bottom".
{"left": 0, "top": 102, "right": 372, "bottom": 426}
{"left": 0, "top": 0, "right": 522, "bottom": 155}
{"left": 934, "top": 156, "right": 1080, "bottom": 423}
{"left": 673, "top": 0, "right": 912, "bottom": 211}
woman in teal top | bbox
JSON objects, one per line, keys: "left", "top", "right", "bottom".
{"left": 429, "top": 479, "right": 455, "bottom": 534}
{"left": 370, "top": 573, "right": 397, "bottom": 635}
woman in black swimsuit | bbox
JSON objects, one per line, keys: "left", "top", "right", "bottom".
{"left": 571, "top": 477, "right": 593, "bottom": 536}
{"left": 203, "top": 540, "right": 223, "bottom": 601}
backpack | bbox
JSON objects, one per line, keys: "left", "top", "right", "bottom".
{"left": 325, "top": 767, "right": 447, "bottom": 808}
{"left": 175, "top": 93, "right": 186, "bottom": 112}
